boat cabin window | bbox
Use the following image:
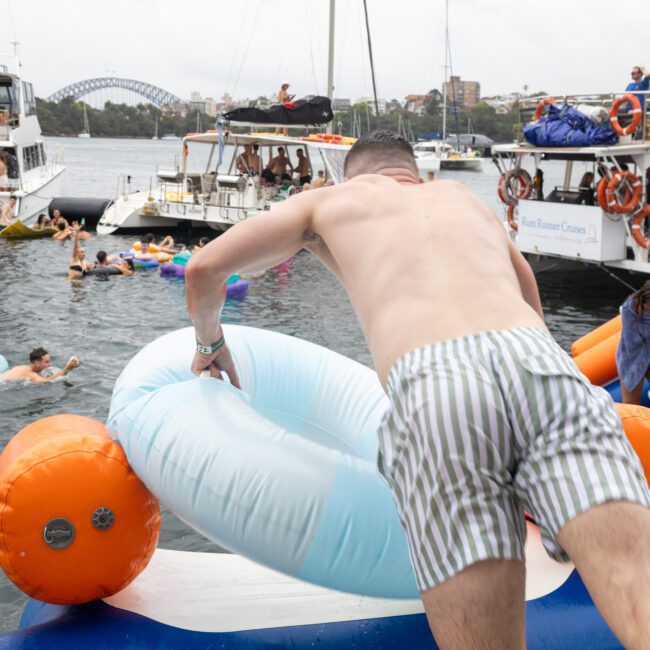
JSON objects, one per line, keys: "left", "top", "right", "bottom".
{"left": 22, "top": 82, "right": 36, "bottom": 117}
{"left": 22, "top": 144, "right": 42, "bottom": 171}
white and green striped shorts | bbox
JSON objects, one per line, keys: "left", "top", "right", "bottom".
{"left": 377, "top": 326, "right": 650, "bottom": 591}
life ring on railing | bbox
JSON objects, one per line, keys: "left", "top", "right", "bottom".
{"left": 506, "top": 204, "right": 518, "bottom": 231}
{"left": 605, "top": 171, "right": 642, "bottom": 214}
{"left": 631, "top": 206, "right": 650, "bottom": 248}
{"left": 610, "top": 94, "right": 642, "bottom": 136}
{"left": 533, "top": 97, "right": 555, "bottom": 121}
{"left": 497, "top": 169, "right": 533, "bottom": 206}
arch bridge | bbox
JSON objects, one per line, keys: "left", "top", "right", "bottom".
{"left": 46, "top": 78, "right": 183, "bottom": 107}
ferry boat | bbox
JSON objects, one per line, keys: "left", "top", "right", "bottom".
{"left": 0, "top": 51, "right": 65, "bottom": 225}
{"left": 97, "top": 129, "right": 349, "bottom": 235}
{"left": 492, "top": 91, "right": 650, "bottom": 275}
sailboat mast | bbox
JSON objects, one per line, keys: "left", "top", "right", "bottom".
{"left": 442, "top": 0, "right": 448, "bottom": 140}
{"left": 326, "top": 0, "right": 335, "bottom": 134}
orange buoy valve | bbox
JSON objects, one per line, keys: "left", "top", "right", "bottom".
{"left": 0, "top": 414, "right": 160, "bottom": 605}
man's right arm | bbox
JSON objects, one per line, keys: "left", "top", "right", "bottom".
{"left": 30, "top": 358, "right": 80, "bottom": 384}
{"left": 507, "top": 237, "right": 544, "bottom": 321}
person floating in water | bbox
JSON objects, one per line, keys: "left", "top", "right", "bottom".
{"left": 616, "top": 281, "right": 650, "bottom": 404}
{"left": 1, "top": 347, "right": 80, "bottom": 384}
{"left": 192, "top": 237, "right": 210, "bottom": 254}
{"left": 186, "top": 129, "right": 650, "bottom": 649}
{"left": 68, "top": 223, "right": 95, "bottom": 279}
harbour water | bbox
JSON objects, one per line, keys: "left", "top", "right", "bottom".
{"left": 0, "top": 137, "right": 636, "bottom": 631}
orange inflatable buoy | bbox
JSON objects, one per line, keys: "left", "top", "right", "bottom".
{"left": 610, "top": 93, "right": 642, "bottom": 137}
{"left": 571, "top": 315, "right": 621, "bottom": 358}
{"left": 0, "top": 414, "right": 160, "bottom": 605}
{"left": 572, "top": 330, "right": 621, "bottom": 387}
{"left": 506, "top": 204, "right": 518, "bottom": 231}
{"left": 616, "top": 403, "right": 650, "bottom": 485}
{"left": 631, "top": 206, "right": 650, "bottom": 249}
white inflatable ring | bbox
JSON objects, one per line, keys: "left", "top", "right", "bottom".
{"left": 107, "top": 325, "right": 419, "bottom": 598}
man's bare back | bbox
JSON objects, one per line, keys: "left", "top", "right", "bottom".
{"left": 186, "top": 176, "right": 544, "bottom": 385}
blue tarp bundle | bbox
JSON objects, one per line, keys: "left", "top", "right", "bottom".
{"left": 524, "top": 104, "right": 618, "bottom": 147}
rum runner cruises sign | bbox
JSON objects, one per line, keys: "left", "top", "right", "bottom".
{"left": 517, "top": 200, "right": 627, "bottom": 262}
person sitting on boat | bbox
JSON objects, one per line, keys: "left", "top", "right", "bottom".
{"left": 0, "top": 195, "right": 16, "bottom": 226}
{"left": 187, "top": 129, "right": 650, "bottom": 649}
{"left": 0, "top": 347, "right": 80, "bottom": 384}
{"left": 578, "top": 171, "right": 595, "bottom": 206}
{"left": 68, "top": 223, "right": 95, "bottom": 279}
{"left": 95, "top": 250, "right": 134, "bottom": 276}
{"left": 294, "top": 148, "right": 312, "bottom": 187}
{"left": 311, "top": 170, "right": 326, "bottom": 189}
{"left": 192, "top": 236, "right": 210, "bottom": 254}
{"left": 616, "top": 281, "right": 650, "bottom": 404}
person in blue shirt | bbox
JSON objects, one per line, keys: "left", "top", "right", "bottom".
{"left": 626, "top": 66, "right": 650, "bottom": 108}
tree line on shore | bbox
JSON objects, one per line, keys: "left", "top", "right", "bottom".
{"left": 36, "top": 94, "right": 529, "bottom": 143}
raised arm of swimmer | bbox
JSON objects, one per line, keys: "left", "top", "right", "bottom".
{"left": 185, "top": 191, "right": 324, "bottom": 387}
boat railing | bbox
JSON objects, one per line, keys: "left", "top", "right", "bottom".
{"left": 517, "top": 90, "right": 650, "bottom": 142}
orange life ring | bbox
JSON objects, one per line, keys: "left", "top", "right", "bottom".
{"left": 631, "top": 206, "right": 650, "bottom": 248}
{"left": 506, "top": 204, "right": 518, "bottom": 231}
{"left": 610, "top": 93, "right": 642, "bottom": 136}
{"left": 533, "top": 97, "right": 555, "bottom": 121}
{"left": 497, "top": 169, "right": 533, "bottom": 206}
{"left": 605, "top": 171, "right": 642, "bottom": 214}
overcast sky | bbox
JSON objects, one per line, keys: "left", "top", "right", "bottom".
{"left": 2, "top": 0, "right": 649, "bottom": 103}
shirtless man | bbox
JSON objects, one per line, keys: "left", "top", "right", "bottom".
{"left": 186, "top": 130, "right": 650, "bottom": 648}
{"left": 0, "top": 196, "right": 16, "bottom": 226}
{"left": 1, "top": 347, "right": 80, "bottom": 384}
{"left": 294, "top": 148, "right": 311, "bottom": 186}
{"left": 266, "top": 147, "right": 292, "bottom": 183}
{"left": 311, "top": 170, "right": 326, "bottom": 189}
{"left": 276, "top": 83, "right": 295, "bottom": 136}
{"left": 236, "top": 145, "right": 254, "bottom": 174}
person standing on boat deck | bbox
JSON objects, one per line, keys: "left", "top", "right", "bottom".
{"left": 1, "top": 149, "right": 18, "bottom": 189}
{"left": 626, "top": 66, "right": 650, "bottom": 110}
{"left": 236, "top": 145, "right": 254, "bottom": 175}
{"left": 276, "top": 82, "right": 295, "bottom": 136}
{"left": 186, "top": 129, "right": 650, "bottom": 649}
{"left": 616, "top": 281, "right": 650, "bottom": 404}
{"left": 266, "top": 147, "right": 293, "bottom": 184}
{"left": 250, "top": 144, "right": 263, "bottom": 176}
{"left": 1, "top": 347, "right": 80, "bottom": 384}
{"left": 578, "top": 171, "right": 595, "bottom": 206}
{"left": 0, "top": 195, "right": 16, "bottom": 226}
{"left": 295, "top": 149, "right": 312, "bottom": 187}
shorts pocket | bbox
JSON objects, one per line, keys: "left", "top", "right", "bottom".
{"left": 518, "top": 353, "right": 588, "bottom": 384}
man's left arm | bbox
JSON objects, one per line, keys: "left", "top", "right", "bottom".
{"left": 185, "top": 192, "right": 316, "bottom": 384}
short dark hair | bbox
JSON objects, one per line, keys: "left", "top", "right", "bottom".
{"left": 57, "top": 222, "right": 66, "bottom": 231}
{"left": 199, "top": 236, "right": 209, "bottom": 245}
{"left": 96, "top": 250, "right": 107, "bottom": 263}
{"left": 145, "top": 233, "right": 155, "bottom": 243}
{"left": 29, "top": 347, "right": 48, "bottom": 363}
{"left": 344, "top": 129, "right": 416, "bottom": 176}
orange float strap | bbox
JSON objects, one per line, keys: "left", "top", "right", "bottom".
{"left": 571, "top": 315, "right": 622, "bottom": 357}
{"left": 610, "top": 93, "right": 642, "bottom": 136}
{"left": 533, "top": 97, "right": 555, "bottom": 121}
{"left": 605, "top": 171, "right": 642, "bottom": 214}
{"left": 506, "top": 204, "right": 518, "bottom": 231}
{"left": 631, "top": 205, "right": 650, "bottom": 248}
{"left": 572, "top": 330, "right": 621, "bottom": 386}
{"left": 0, "top": 414, "right": 160, "bottom": 605}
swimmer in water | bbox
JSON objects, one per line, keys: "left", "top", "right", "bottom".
{"left": 191, "top": 236, "right": 210, "bottom": 254}
{"left": 1, "top": 347, "right": 80, "bottom": 384}
{"left": 68, "top": 223, "right": 95, "bottom": 279}
{"left": 95, "top": 250, "right": 134, "bottom": 276}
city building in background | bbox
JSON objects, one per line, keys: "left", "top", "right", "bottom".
{"left": 443, "top": 76, "right": 480, "bottom": 108}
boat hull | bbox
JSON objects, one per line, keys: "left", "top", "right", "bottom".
{"left": 440, "top": 157, "right": 483, "bottom": 171}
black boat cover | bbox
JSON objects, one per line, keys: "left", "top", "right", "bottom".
{"left": 223, "top": 96, "right": 333, "bottom": 126}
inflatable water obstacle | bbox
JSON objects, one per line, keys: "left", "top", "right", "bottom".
{"left": 1, "top": 323, "right": 649, "bottom": 647}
